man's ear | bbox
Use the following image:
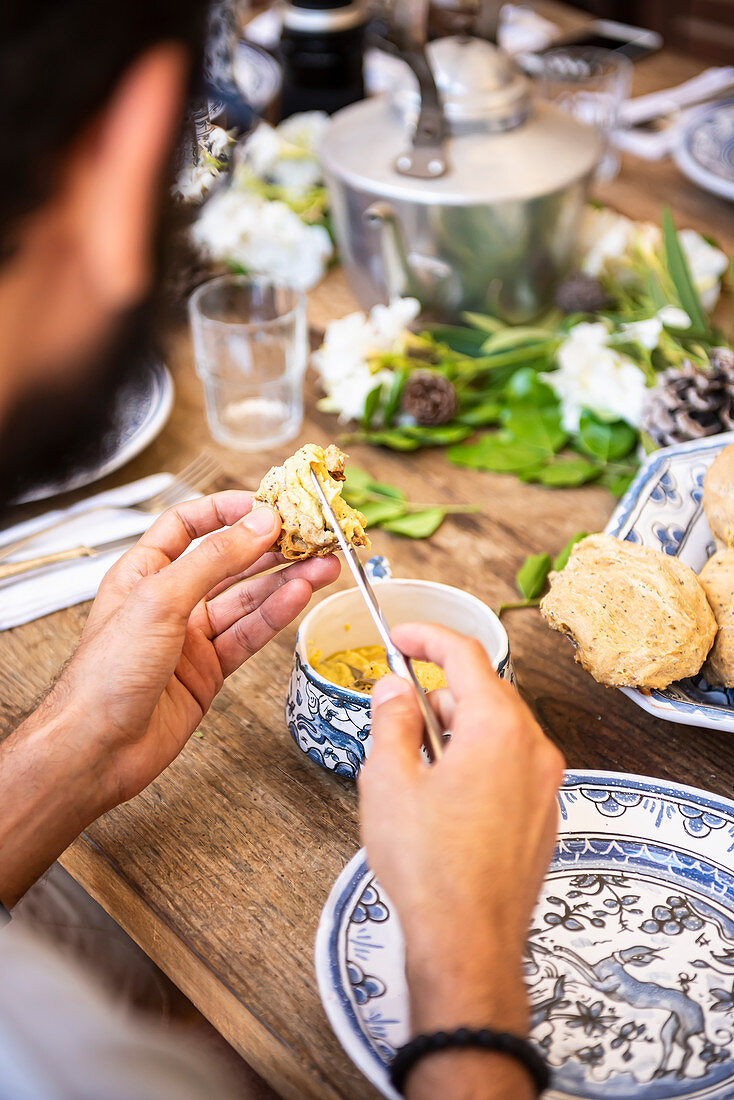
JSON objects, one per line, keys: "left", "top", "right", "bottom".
{"left": 67, "top": 43, "right": 189, "bottom": 310}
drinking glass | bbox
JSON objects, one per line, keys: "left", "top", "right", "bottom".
{"left": 189, "top": 275, "right": 307, "bottom": 451}
{"left": 537, "top": 46, "right": 633, "bottom": 182}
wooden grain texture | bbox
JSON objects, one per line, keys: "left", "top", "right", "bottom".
{"left": 1, "top": 39, "right": 734, "bottom": 1100}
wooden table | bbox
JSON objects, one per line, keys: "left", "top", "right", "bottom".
{"left": 2, "top": 37, "right": 734, "bottom": 1100}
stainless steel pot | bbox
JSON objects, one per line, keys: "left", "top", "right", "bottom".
{"left": 321, "top": 36, "right": 604, "bottom": 322}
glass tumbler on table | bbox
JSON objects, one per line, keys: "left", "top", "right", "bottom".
{"left": 537, "top": 46, "right": 633, "bottom": 182}
{"left": 189, "top": 275, "right": 307, "bottom": 451}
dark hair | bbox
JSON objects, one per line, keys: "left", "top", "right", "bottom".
{"left": 0, "top": 1, "right": 210, "bottom": 261}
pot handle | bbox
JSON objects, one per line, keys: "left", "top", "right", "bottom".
{"left": 364, "top": 202, "right": 415, "bottom": 302}
{"left": 369, "top": 20, "right": 449, "bottom": 180}
{"left": 394, "top": 46, "right": 450, "bottom": 180}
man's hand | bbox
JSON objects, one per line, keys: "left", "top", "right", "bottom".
{"left": 358, "top": 624, "right": 564, "bottom": 1100}
{"left": 0, "top": 491, "right": 339, "bottom": 904}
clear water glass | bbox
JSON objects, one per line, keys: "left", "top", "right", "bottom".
{"left": 189, "top": 275, "right": 307, "bottom": 451}
{"left": 537, "top": 46, "right": 633, "bottom": 182}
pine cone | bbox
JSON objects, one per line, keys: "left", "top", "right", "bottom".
{"left": 401, "top": 372, "right": 457, "bottom": 426}
{"left": 710, "top": 346, "right": 734, "bottom": 374}
{"left": 642, "top": 353, "right": 734, "bottom": 447}
{"left": 554, "top": 273, "right": 608, "bottom": 315}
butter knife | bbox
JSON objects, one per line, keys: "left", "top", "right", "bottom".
{"left": 309, "top": 468, "right": 445, "bottom": 762}
{"left": 0, "top": 534, "right": 139, "bottom": 583}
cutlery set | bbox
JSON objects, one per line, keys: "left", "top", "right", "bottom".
{"left": 0, "top": 454, "right": 222, "bottom": 586}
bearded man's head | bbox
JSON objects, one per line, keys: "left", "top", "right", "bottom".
{"left": 0, "top": 2, "right": 208, "bottom": 510}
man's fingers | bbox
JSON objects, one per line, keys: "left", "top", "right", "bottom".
{"left": 136, "top": 491, "right": 257, "bottom": 562}
{"left": 390, "top": 623, "right": 505, "bottom": 705}
{"left": 428, "top": 687, "right": 456, "bottom": 731}
{"left": 213, "top": 577, "right": 314, "bottom": 677}
{"left": 365, "top": 677, "right": 425, "bottom": 776}
{"left": 139, "top": 506, "right": 282, "bottom": 623}
{"left": 204, "top": 551, "right": 290, "bottom": 600}
{"left": 205, "top": 555, "right": 340, "bottom": 638}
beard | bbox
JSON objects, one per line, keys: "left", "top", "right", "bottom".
{"left": 0, "top": 298, "right": 158, "bottom": 517}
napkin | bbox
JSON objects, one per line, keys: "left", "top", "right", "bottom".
{"left": 0, "top": 475, "right": 194, "bottom": 631}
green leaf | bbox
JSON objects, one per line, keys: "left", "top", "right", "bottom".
{"left": 402, "top": 424, "right": 474, "bottom": 446}
{"left": 599, "top": 467, "right": 637, "bottom": 497}
{"left": 342, "top": 466, "right": 373, "bottom": 494}
{"left": 382, "top": 508, "right": 446, "bottom": 539}
{"left": 553, "top": 531, "right": 588, "bottom": 572}
{"left": 501, "top": 404, "right": 567, "bottom": 454}
{"left": 456, "top": 400, "right": 503, "bottom": 426}
{"left": 447, "top": 435, "right": 548, "bottom": 472}
{"left": 516, "top": 552, "right": 552, "bottom": 599}
{"left": 369, "top": 479, "right": 406, "bottom": 500}
{"left": 461, "top": 311, "right": 505, "bottom": 334}
{"left": 537, "top": 457, "right": 600, "bottom": 487}
{"left": 358, "top": 499, "right": 408, "bottom": 527}
{"left": 421, "top": 325, "right": 489, "bottom": 358}
{"left": 577, "top": 412, "right": 637, "bottom": 462}
{"left": 382, "top": 369, "right": 407, "bottom": 427}
{"left": 504, "top": 368, "right": 558, "bottom": 407}
{"left": 662, "top": 207, "right": 709, "bottom": 332}
{"left": 515, "top": 462, "right": 551, "bottom": 483}
{"left": 360, "top": 429, "right": 422, "bottom": 452}
{"left": 481, "top": 327, "right": 555, "bottom": 353}
{"left": 362, "top": 383, "right": 384, "bottom": 430}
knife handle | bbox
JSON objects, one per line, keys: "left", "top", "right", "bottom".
{"left": 0, "top": 545, "right": 94, "bottom": 581}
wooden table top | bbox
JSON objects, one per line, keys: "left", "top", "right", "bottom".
{"left": 2, "top": 37, "right": 734, "bottom": 1100}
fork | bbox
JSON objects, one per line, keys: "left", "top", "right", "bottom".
{"left": 0, "top": 453, "right": 222, "bottom": 564}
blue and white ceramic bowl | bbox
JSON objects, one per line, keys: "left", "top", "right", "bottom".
{"left": 605, "top": 432, "right": 734, "bottom": 732}
{"left": 286, "top": 558, "right": 513, "bottom": 779}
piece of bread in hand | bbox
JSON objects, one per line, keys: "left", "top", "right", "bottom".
{"left": 253, "top": 443, "right": 370, "bottom": 561}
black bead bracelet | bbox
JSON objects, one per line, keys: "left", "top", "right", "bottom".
{"left": 389, "top": 1027, "right": 550, "bottom": 1096}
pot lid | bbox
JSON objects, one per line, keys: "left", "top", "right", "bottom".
{"left": 391, "top": 36, "right": 530, "bottom": 132}
{"left": 322, "top": 88, "right": 603, "bottom": 205}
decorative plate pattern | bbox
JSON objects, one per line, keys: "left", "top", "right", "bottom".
{"left": 15, "top": 359, "right": 174, "bottom": 505}
{"left": 605, "top": 432, "right": 734, "bottom": 732}
{"left": 674, "top": 100, "right": 734, "bottom": 203}
{"left": 316, "top": 771, "right": 734, "bottom": 1099}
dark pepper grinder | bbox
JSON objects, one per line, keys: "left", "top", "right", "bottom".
{"left": 279, "top": 0, "right": 368, "bottom": 118}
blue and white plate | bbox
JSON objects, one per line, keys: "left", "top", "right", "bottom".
{"left": 674, "top": 99, "right": 734, "bottom": 203}
{"left": 316, "top": 770, "right": 734, "bottom": 1099}
{"left": 605, "top": 432, "right": 734, "bottom": 732}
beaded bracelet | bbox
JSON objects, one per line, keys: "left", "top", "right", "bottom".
{"left": 389, "top": 1027, "right": 550, "bottom": 1096}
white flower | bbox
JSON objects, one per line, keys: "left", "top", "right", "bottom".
{"left": 577, "top": 207, "right": 728, "bottom": 315}
{"left": 577, "top": 208, "right": 637, "bottom": 278}
{"left": 238, "top": 112, "right": 327, "bottom": 196}
{"left": 657, "top": 305, "right": 692, "bottom": 329}
{"left": 543, "top": 321, "right": 648, "bottom": 431}
{"left": 172, "top": 162, "right": 221, "bottom": 203}
{"left": 276, "top": 111, "right": 329, "bottom": 154}
{"left": 207, "top": 124, "right": 236, "bottom": 159}
{"left": 618, "top": 306, "right": 692, "bottom": 350}
{"left": 679, "top": 228, "right": 728, "bottom": 312}
{"left": 191, "top": 189, "right": 332, "bottom": 291}
{"left": 314, "top": 298, "right": 421, "bottom": 422}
